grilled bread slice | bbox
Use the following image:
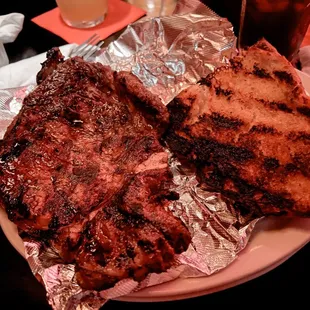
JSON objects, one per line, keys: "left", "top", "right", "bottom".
{"left": 165, "top": 39, "right": 310, "bottom": 217}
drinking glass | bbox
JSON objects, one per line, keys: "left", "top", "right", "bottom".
{"left": 56, "top": 0, "right": 108, "bottom": 29}
{"left": 202, "top": 0, "right": 310, "bottom": 61}
{"left": 127, "top": 0, "right": 176, "bottom": 17}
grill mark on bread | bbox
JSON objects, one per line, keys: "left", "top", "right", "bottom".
{"left": 292, "top": 153, "right": 310, "bottom": 174}
{"left": 288, "top": 131, "right": 310, "bottom": 142}
{"left": 249, "top": 125, "right": 277, "bottom": 134}
{"left": 195, "top": 138, "right": 255, "bottom": 163}
{"left": 273, "top": 71, "right": 294, "bottom": 85}
{"left": 253, "top": 64, "right": 271, "bottom": 78}
{"left": 200, "top": 165, "right": 295, "bottom": 216}
{"left": 285, "top": 163, "right": 298, "bottom": 172}
{"left": 297, "top": 106, "right": 310, "bottom": 118}
{"left": 274, "top": 102, "right": 293, "bottom": 113}
{"left": 256, "top": 99, "right": 310, "bottom": 117}
{"left": 165, "top": 131, "right": 192, "bottom": 157}
{"left": 263, "top": 157, "right": 280, "bottom": 170}
{"left": 258, "top": 99, "right": 293, "bottom": 113}
{"left": 215, "top": 87, "right": 233, "bottom": 97}
{"left": 167, "top": 98, "right": 191, "bottom": 129}
{"left": 209, "top": 113, "right": 244, "bottom": 129}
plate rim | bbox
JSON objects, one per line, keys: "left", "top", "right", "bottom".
{"left": 117, "top": 216, "right": 310, "bottom": 301}
{"left": 117, "top": 244, "right": 307, "bottom": 302}
{"left": 1, "top": 208, "right": 310, "bottom": 302}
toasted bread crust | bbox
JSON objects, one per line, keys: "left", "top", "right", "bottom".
{"left": 166, "top": 39, "right": 310, "bottom": 217}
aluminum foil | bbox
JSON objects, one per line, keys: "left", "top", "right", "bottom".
{"left": 95, "top": 0, "right": 236, "bottom": 104}
{"left": 0, "top": 1, "right": 262, "bottom": 309}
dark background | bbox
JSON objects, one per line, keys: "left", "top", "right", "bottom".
{"left": 0, "top": 0, "right": 310, "bottom": 309}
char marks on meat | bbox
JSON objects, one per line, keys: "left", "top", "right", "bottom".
{"left": 0, "top": 49, "right": 190, "bottom": 290}
{"left": 165, "top": 39, "right": 310, "bottom": 217}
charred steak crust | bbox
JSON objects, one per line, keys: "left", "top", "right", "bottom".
{"left": 0, "top": 49, "right": 191, "bottom": 290}
{"left": 36, "top": 47, "right": 64, "bottom": 84}
{"left": 166, "top": 39, "right": 310, "bottom": 217}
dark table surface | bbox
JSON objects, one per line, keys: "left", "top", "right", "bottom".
{"left": 0, "top": 1, "right": 310, "bottom": 309}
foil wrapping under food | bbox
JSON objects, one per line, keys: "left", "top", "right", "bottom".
{"left": 0, "top": 1, "right": 262, "bottom": 309}
{"left": 95, "top": 0, "right": 236, "bottom": 104}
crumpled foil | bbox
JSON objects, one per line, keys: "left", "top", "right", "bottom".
{"left": 0, "top": 1, "right": 262, "bottom": 309}
{"left": 95, "top": 0, "right": 236, "bottom": 104}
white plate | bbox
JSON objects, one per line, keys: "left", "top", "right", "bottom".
{"left": 1, "top": 70, "right": 310, "bottom": 302}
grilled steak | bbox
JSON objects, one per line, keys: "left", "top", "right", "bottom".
{"left": 165, "top": 39, "right": 310, "bottom": 217}
{"left": 0, "top": 49, "right": 190, "bottom": 290}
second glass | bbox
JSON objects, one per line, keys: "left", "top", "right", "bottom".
{"left": 202, "top": 0, "right": 310, "bottom": 61}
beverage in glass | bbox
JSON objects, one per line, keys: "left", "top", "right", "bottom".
{"left": 202, "top": 0, "right": 310, "bottom": 61}
{"left": 56, "top": 0, "right": 108, "bottom": 29}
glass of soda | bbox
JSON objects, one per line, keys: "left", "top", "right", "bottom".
{"left": 202, "top": 0, "right": 310, "bottom": 61}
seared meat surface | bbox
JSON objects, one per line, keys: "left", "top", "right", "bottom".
{"left": 75, "top": 168, "right": 188, "bottom": 290}
{"left": 53, "top": 168, "right": 189, "bottom": 290}
{"left": 165, "top": 39, "right": 310, "bottom": 217}
{"left": 36, "top": 47, "right": 64, "bottom": 84}
{"left": 0, "top": 49, "right": 190, "bottom": 289}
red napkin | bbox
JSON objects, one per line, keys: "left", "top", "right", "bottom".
{"left": 31, "top": 0, "right": 146, "bottom": 44}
